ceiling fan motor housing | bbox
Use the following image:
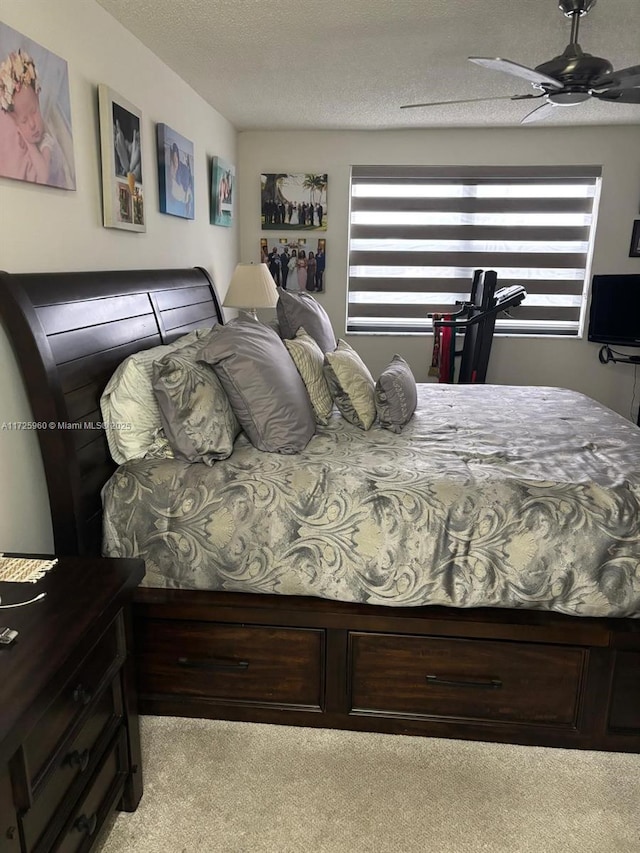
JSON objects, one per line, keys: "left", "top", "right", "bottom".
{"left": 558, "top": 0, "right": 597, "bottom": 16}
{"left": 536, "top": 49, "right": 613, "bottom": 94}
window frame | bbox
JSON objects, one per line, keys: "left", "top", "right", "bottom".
{"left": 347, "top": 165, "right": 602, "bottom": 337}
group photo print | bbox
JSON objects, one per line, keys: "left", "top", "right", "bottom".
{"left": 261, "top": 173, "right": 327, "bottom": 230}
{"left": 261, "top": 237, "right": 326, "bottom": 293}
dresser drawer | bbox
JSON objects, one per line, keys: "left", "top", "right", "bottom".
{"left": 608, "top": 651, "right": 640, "bottom": 732}
{"left": 53, "top": 728, "right": 128, "bottom": 853}
{"left": 349, "top": 632, "right": 586, "bottom": 726}
{"left": 0, "top": 764, "right": 20, "bottom": 853}
{"left": 23, "top": 614, "right": 125, "bottom": 792}
{"left": 21, "top": 677, "right": 123, "bottom": 853}
{"left": 138, "top": 620, "right": 324, "bottom": 708}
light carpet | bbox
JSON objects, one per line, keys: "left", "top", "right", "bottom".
{"left": 96, "top": 716, "right": 640, "bottom": 853}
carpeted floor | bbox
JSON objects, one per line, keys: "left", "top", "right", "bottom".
{"left": 95, "top": 716, "right": 640, "bottom": 853}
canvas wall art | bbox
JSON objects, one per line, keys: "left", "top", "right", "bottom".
{"left": 98, "top": 84, "right": 145, "bottom": 231}
{"left": 260, "top": 236, "right": 326, "bottom": 292}
{"left": 261, "top": 173, "right": 327, "bottom": 230}
{"left": 157, "top": 123, "right": 194, "bottom": 219}
{"left": 630, "top": 221, "right": 640, "bottom": 258}
{"left": 211, "top": 156, "right": 235, "bottom": 226}
{"left": 0, "top": 22, "right": 76, "bottom": 189}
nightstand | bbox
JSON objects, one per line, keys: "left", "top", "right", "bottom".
{"left": 0, "top": 556, "right": 145, "bottom": 853}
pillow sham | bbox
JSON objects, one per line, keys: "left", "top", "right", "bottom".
{"left": 197, "top": 318, "right": 316, "bottom": 453}
{"left": 324, "top": 339, "right": 376, "bottom": 430}
{"left": 152, "top": 352, "right": 240, "bottom": 465}
{"left": 100, "top": 328, "right": 213, "bottom": 464}
{"left": 284, "top": 328, "right": 334, "bottom": 425}
{"left": 375, "top": 355, "right": 417, "bottom": 433}
{"left": 276, "top": 290, "right": 337, "bottom": 354}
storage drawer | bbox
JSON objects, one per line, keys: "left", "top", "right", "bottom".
{"left": 138, "top": 620, "right": 324, "bottom": 708}
{"left": 350, "top": 632, "right": 586, "bottom": 726}
{"left": 21, "top": 677, "right": 123, "bottom": 853}
{"left": 608, "top": 651, "right": 640, "bottom": 732}
{"left": 53, "top": 728, "right": 128, "bottom": 853}
{"left": 23, "top": 614, "right": 125, "bottom": 792}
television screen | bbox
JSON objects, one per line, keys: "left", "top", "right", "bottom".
{"left": 588, "top": 274, "right": 640, "bottom": 346}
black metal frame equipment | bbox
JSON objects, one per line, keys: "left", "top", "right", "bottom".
{"left": 429, "top": 270, "right": 527, "bottom": 384}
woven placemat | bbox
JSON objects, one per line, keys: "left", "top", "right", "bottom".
{"left": 0, "top": 555, "right": 58, "bottom": 583}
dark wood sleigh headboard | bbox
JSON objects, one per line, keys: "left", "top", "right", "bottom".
{"left": 0, "top": 267, "right": 224, "bottom": 557}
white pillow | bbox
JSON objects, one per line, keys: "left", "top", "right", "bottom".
{"left": 100, "top": 329, "right": 212, "bottom": 464}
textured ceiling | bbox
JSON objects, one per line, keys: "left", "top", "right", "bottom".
{"left": 96, "top": 0, "right": 640, "bottom": 130}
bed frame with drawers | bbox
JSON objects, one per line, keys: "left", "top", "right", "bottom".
{"left": 1, "top": 266, "right": 639, "bottom": 753}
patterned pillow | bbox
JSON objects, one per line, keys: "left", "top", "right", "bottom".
{"left": 100, "top": 328, "right": 214, "bottom": 464}
{"left": 324, "top": 340, "right": 376, "bottom": 430}
{"left": 276, "top": 290, "right": 337, "bottom": 354}
{"left": 375, "top": 355, "right": 417, "bottom": 433}
{"left": 284, "top": 328, "right": 333, "bottom": 425}
{"left": 197, "top": 318, "right": 316, "bottom": 453}
{"left": 152, "top": 353, "right": 240, "bottom": 465}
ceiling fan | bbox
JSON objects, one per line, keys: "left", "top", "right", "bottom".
{"left": 401, "top": 0, "right": 640, "bottom": 123}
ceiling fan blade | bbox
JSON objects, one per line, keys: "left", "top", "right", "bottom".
{"left": 520, "top": 101, "right": 559, "bottom": 124}
{"left": 469, "top": 57, "right": 563, "bottom": 89}
{"left": 594, "top": 88, "right": 640, "bottom": 104}
{"left": 592, "top": 64, "right": 640, "bottom": 89}
{"left": 400, "top": 94, "right": 539, "bottom": 110}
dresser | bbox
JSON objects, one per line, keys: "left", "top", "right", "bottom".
{"left": 0, "top": 557, "right": 145, "bottom": 853}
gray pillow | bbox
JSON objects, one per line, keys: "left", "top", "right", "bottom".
{"left": 152, "top": 352, "right": 240, "bottom": 464}
{"left": 100, "top": 328, "right": 212, "bottom": 463}
{"left": 197, "top": 318, "right": 316, "bottom": 453}
{"left": 375, "top": 355, "right": 417, "bottom": 433}
{"left": 276, "top": 290, "right": 337, "bottom": 354}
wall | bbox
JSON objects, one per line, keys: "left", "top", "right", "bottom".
{"left": 239, "top": 126, "right": 640, "bottom": 424}
{"left": 0, "top": 0, "right": 238, "bottom": 553}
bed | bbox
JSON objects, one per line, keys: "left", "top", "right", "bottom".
{"left": 1, "top": 266, "right": 639, "bottom": 753}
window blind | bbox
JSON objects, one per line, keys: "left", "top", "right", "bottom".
{"left": 348, "top": 165, "right": 601, "bottom": 335}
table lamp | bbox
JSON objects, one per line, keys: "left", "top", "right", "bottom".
{"left": 222, "top": 263, "right": 279, "bottom": 320}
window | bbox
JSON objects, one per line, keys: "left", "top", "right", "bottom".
{"left": 348, "top": 165, "right": 601, "bottom": 335}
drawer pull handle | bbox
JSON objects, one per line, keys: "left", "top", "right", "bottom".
{"left": 425, "top": 675, "right": 503, "bottom": 690}
{"left": 72, "top": 684, "right": 93, "bottom": 705}
{"left": 74, "top": 813, "right": 97, "bottom": 836}
{"left": 177, "top": 656, "right": 249, "bottom": 671}
{"left": 64, "top": 748, "right": 90, "bottom": 772}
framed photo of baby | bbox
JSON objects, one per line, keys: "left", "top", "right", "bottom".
{"left": 0, "top": 22, "right": 76, "bottom": 189}
{"left": 98, "top": 84, "right": 145, "bottom": 231}
{"left": 157, "top": 123, "right": 194, "bottom": 219}
{"left": 261, "top": 173, "right": 327, "bottom": 230}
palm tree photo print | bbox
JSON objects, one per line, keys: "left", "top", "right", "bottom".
{"left": 261, "top": 173, "right": 327, "bottom": 230}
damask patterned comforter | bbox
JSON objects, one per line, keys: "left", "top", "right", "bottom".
{"left": 102, "top": 384, "right": 640, "bottom": 617}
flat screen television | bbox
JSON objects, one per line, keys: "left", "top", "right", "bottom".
{"left": 588, "top": 274, "right": 640, "bottom": 347}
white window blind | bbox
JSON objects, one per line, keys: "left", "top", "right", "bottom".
{"left": 348, "top": 165, "right": 601, "bottom": 335}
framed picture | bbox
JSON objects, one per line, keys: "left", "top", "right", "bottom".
{"left": 211, "top": 156, "right": 235, "bottom": 226}
{"left": 157, "top": 123, "right": 194, "bottom": 219}
{"left": 98, "top": 84, "right": 145, "bottom": 231}
{"left": 630, "top": 221, "right": 640, "bottom": 258}
{"left": 260, "top": 236, "right": 326, "bottom": 292}
{"left": 0, "top": 22, "right": 76, "bottom": 189}
{"left": 261, "top": 173, "right": 327, "bottom": 230}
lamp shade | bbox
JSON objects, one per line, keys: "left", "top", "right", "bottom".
{"left": 223, "top": 263, "right": 279, "bottom": 310}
